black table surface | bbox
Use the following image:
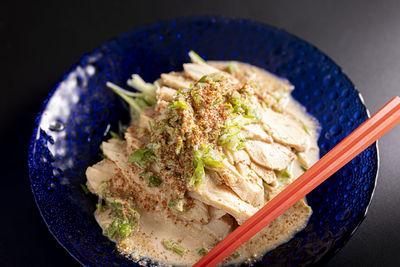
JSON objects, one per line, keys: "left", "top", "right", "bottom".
{"left": 1, "top": 0, "right": 399, "bottom": 266}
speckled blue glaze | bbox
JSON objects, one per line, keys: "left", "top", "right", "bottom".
{"left": 28, "top": 16, "right": 378, "bottom": 266}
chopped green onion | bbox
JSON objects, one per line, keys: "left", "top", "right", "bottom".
{"left": 232, "top": 251, "right": 240, "bottom": 258}
{"left": 148, "top": 176, "right": 162, "bottom": 187}
{"left": 233, "top": 104, "right": 243, "bottom": 114}
{"left": 162, "top": 239, "right": 185, "bottom": 256}
{"left": 227, "top": 62, "right": 237, "bottom": 75}
{"left": 300, "top": 120, "right": 310, "bottom": 135}
{"left": 198, "top": 248, "right": 208, "bottom": 256}
{"left": 190, "top": 145, "right": 225, "bottom": 187}
{"left": 191, "top": 89, "right": 202, "bottom": 104}
{"left": 96, "top": 200, "right": 105, "bottom": 211}
{"left": 170, "top": 99, "right": 188, "bottom": 110}
{"left": 188, "top": 50, "right": 206, "bottom": 64}
{"left": 190, "top": 160, "right": 205, "bottom": 187}
{"left": 128, "top": 149, "right": 156, "bottom": 166}
{"left": 104, "top": 216, "right": 135, "bottom": 240}
{"left": 197, "top": 75, "right": 208, "bottom": 83}
{"left": 225, "top": 103, "right": 234, "bottom": 111}
{"left": 276, "top": 169, "right": 291, "bottom": 178}
{"left": 118, "top": 220, "right": 132, "bottom": 238}
{"left": 175, "top": 137, "right": 183, "bottom": 155}
{"left": 80, "top": 184, "right": 90, "bottom": 195}
{"left": 202, "top": 157, "right": 224, "bottom": 168}
{"left": 273, "top": 106, "right": 283, "bottom": 113}
{"left": 102, "top": 196, "right": 140, "bottom": 241}
{"left": 296, "top": 153, "right": 309, "bottom": 168}
{"left": 168, "top": 198, "right": 185, "bottom": 212}
{"left": 300, "top": 165, "right": 308, "bottom": 172}
{"left": 218, "top": 124, "right": 246, "bottom": 151}
{"left": 211, "top": 98, "right": 222, "bottom": 107}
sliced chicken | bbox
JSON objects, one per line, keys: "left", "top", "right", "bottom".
{"left": 209, "top": 159, "right": 264, "bottom": 207}
{"left": 125, "top": 130, "right": 144, "bottom": 155}
{"left": 189, "top": 174, "right": 258, "bottom": 224}
{"left": 156, "top": 86, "right": 176, "bottom": 102}
{"left": 160, "top": 72, "right": 192, "bottom": 89}
{"left": 183, "top": 63, "right": 221, "bottom": 81}
{"left": 245, "top": 140, "right": 295, "bottom": 170}
{"left": 261, "top": 107, "right": 309, "bottom": 152}
{"left": 241, "top": 124, "right": 273, "bottom": 143}
{"left": 231, "top": 149, "right": 251, "bottom": 165}
{"left": 207, "top": 169, "right": 223, "bottom": 185}
{"left": 209, "top": 206, "right": 227, "bottom": 220}
{"left": 223, "top": 148, "right": 235, "bottom": 166}
{"left": 179, "top": 199, "right": 210, "bottom": 224}
{"left": 235, "top": 163, "right": 265, "bottom": 204}
{"left": 239, "top": 63, "right": 294, "bottom": 93}
{"left": 138, "top": 113, "right": 152, "bottom": 131}
{"left": 207, "top": 61, "right": 230, "bottom": 71}
{"left": 85, "top": 158, "right": 118, "bottom": 194}
{"left": 250, "top": 162, "right": 277, "bottom": 185}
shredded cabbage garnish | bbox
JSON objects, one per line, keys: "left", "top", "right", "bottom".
{"left": 188, "top": 50, "right": 206, "bottom": 64}
{"left": 106, "top": 74, "right": 157, "bottom": 120}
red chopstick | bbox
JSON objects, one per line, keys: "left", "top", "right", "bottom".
{"left": 194, "top": 96, "right": 400, "bottom": 267}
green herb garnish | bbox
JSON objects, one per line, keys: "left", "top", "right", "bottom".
{"left": 198, "top": 248, "right": 208, "bottom": 256}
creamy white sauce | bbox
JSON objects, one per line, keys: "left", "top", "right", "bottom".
{"left": 95, "top": 62, "right": 320, "bottom": 266}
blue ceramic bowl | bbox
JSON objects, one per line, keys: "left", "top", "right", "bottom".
{"left": 28, "top": 16, "right": 378, "bottom": 266}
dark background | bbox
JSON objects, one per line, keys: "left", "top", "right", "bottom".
{"left": 1, "top": 0, "right": 399, "bottom": 266}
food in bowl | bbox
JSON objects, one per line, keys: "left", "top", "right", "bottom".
{"left": 85, "top": 51, "right": 320, "bottom": 265}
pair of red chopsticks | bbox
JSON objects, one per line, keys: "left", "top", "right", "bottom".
{"left": 195, "top": 96, "right": 400, "bottom": 267}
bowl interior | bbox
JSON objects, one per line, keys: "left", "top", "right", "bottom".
{"left": 28, "top": 17, "right": 378, "bottom": 266}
